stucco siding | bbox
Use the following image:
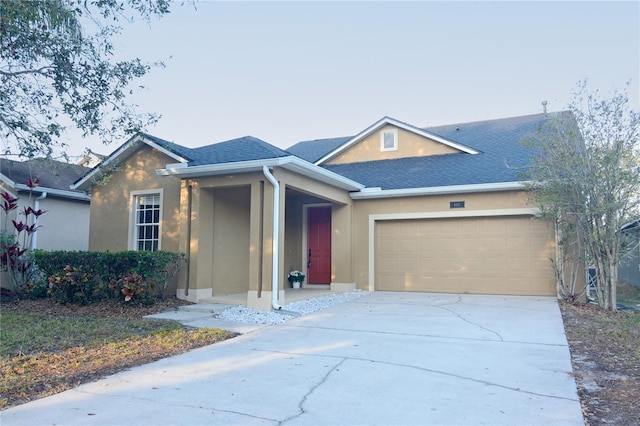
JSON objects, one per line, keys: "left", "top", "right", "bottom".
{"left": 284, "top": 195, "right": 305, "bottom": 283}
{"left": 211, "top": 187, "right": 251, "bottom": 295}
{"left": 88, "top": 146, "right": 181, "bottom": 252}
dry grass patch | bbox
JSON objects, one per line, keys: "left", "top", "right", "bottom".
{"left": 0, "top": 298, "right": 236, "bottom": 410}
{"left": 561, "top": 285, "right": 640, "bottom": 426}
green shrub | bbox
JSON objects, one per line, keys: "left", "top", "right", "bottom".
{"left": 22, "top": 279, "right": 48, "bottom": 300}
{"left": 34, "top": 250, "right": 185, "bottom": 304}
{"left": 113, "top": 272, "right": 154, "bottom": 304}
{"left": 48, "top": 265, "right": 97, "bottom": 304}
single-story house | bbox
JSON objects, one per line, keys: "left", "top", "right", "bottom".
{"left": 0, "top": 158, "right": 91, "bottom": 251}
{"left": 73, "top": 112, "right": 565, "bottom": 310}
{"left": 619, "top": 219, "right": 640, "bottom": 289}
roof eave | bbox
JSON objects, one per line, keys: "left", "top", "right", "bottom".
{"left": 156, "top": 156, "right": 365, "bottom": 191}
{"left": 71, "top": 134, "right": 190, "bottom": 191}
{"left": 13, "top": 184, "right": 91, "bottom": 201}
{"left": 350, "top": 181, "right": 530, "bottom": 199}
{"left": 0, "top": 172, "right": 17, "bottom": 189}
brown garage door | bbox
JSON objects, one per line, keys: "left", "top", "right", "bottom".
{"left": 375, "top": 216, "right": 555, "bottom": 295}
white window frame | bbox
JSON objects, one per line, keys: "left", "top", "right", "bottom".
{"left": 129, "top": 189, "right": 163, "bottom": 251}
{"left": 380, "top": 129, "right": 398, "bottom": 152}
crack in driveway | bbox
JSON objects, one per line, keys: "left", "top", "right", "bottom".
{"left": 436, "top": 295, "right": 504, "bottom": 341}
{"left": 251, "top": 349, "right": 579, "bottom": 410}
{"left": 72, "top": 386, "right": 280, "bottom": 424}
{"left": 279, "top": 358, "right": 347, "bottom": 425}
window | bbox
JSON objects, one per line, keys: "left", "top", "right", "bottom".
{"left": 380, "top": 129, "right": 398, "bottom": 151}
{"left": 132, "top": 192, "right": 162, "bottom": 251}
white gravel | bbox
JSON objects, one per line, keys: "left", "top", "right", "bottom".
{"left": 217, "top": 290, "right": 367, "bottom": 324}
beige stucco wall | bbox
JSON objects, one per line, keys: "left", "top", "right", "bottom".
{"left": 284, "top": 194, "right": 305, "bottom": 281}
{"left": 211, "top": 186, "right": 251, "bottom": 295}
{"left": 88, "top": 145, "right": 182, "bottom": 253}
{"left": 326, "top": 125, "right": 460, "bottom": 165}
{"left": 351, "top": 190, "right": 554, "bottom": 290}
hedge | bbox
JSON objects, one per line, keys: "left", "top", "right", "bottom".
{"left": 32, "top": 250, "right": 185, "bottom": 304}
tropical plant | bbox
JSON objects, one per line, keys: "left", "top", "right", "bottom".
{"left": 0, "top": 179, "right": 46, "bottom": 294}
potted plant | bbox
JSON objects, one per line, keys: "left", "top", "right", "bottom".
{"left": 287, "top": 270, "right": 305, "bottom": 289}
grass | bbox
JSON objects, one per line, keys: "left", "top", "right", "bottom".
{"left": 0, "top": 308, "right": 236, "bottom": 410}
{"left": 617, "top": 282, "right": 640, "bottom": 307}
{"left": 1, "top": 311, "right": 184, "bottom": 356}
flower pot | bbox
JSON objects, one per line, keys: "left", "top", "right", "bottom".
{"left": 292, "top": 281, "right": 301, "bottom": 289}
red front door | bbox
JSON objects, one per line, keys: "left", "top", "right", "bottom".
{"left": 307, "top": 206, "right": 331, "bottom": 284}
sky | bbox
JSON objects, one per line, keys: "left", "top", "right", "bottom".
{"left": 65, "top": 1, "right": 640, "bottom": 160}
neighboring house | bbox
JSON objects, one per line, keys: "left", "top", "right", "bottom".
{"left": 73, "top": 113, "right": 565, "bottom": 309}
{"left": 619, "top": 219, "right": 640, "bottom": 289}
{"left": 76, "top": 152, "right": 106, "bottom": 169}
{"left": 0, "top": 158, "right": 91, "bottom": 251}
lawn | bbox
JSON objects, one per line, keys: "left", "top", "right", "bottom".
{"left": 0, "top": 298, "right": 236, "bottom": 410}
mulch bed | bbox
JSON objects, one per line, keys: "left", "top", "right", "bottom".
{"left": 0, "top": 296, "right": 193, "bottom": 319}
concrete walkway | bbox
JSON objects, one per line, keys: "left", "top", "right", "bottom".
{"left": 1, "top": 293, "right": 584, "bottom": 425}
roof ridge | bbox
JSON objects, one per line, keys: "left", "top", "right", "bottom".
{"left": 424, "top": 111, "right": 568, "bottom": 130}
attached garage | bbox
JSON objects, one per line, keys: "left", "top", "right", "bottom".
{"left": 374, "top": 215, "right": 555, "bottom": 296}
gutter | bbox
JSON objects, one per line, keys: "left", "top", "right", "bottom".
{"left": 185, "top": 184, "right": 193, "bottom": 296}
{"left": 157, "top": 156, "right": 364, "bottom": 192}
{"left": 262, "top": 165, "right": 282, "bottom": 311}
{"left": 350, "top": 181, "right": 530, "bottom": 199}
{"left": 31, "top": 192, "right": 47, "bottom": 250}
{"left": 15, "top": 184, "right": 90, "bottom": 201}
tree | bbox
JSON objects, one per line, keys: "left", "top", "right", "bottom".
{"left": 524, "top": 81, "right": 640, "bottom": 311}
{"left": 0, "top": 0, "right": 170, "bottom": 159}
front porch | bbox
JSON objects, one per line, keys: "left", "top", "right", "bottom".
{"left": 177, "top": 166, "right": 357, "bottom": 310}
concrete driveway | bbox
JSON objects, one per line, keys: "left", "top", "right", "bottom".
{"left": 2, "top": 292, "right": 584, "bottom": 425}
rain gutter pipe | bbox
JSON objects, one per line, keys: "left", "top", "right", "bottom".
{"left": 31, "top": 192, "right": 47, "bottom": 250}
{"left": 185, "top": 184, "right": 193, "bottom": 296}
{"left": 263, "top": 166, "right": 283, "bottom": 311}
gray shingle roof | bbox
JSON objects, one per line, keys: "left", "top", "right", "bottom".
{"left": 291, "top": 112, "right": 567, "bottom": 190}
{"left": 188, "top": 136, "right": 291, "bottom": 166}
{"left": 142, "top": 133, "right": 196, "bottom": 161}
{"left": 287, "top": 136, "right": 352, "bottom": 163}
{"left": 0, "top": 158, "right": 89, "bottom": 193}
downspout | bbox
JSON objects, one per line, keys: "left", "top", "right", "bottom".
{"left": 185, "top": 184, "right": 193, "bottom": 296}
{"left": 31, "top": 192, "right": 47, "bottom": 250}
{"left": 262, "top": 166, "right": 282, "bottom": 310}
